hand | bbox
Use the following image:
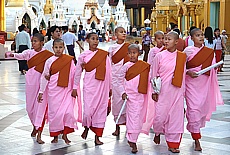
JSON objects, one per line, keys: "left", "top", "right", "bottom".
{"left": 81, "top": 62, "right": 86, "bottom": 70}
{"left": 186, "top": 71, "right": 198, "bottom": 78}
{"left": 37, "top": 93, "right": 43, "bottom": 103}
{"left": 45, "top": 74, "right": 50, "bottom": 81}
{"left": 109, "top": 89, "right": 112, "bottom": 97}
{"left": 71, "top": 89, "right": 78, "bottom": 98}
{"left": 152, "top": 93, "right": 158, "bottom": 102}
{"left": 122, "top": 93, "right": 127, "bottom": 100}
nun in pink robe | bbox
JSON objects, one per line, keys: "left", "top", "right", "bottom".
{"left": 39, "top": 56, "right": 80, "bottom": 136}
{"left": 74, "top": 49, "right": 111, "bottom": 136}
{"left": 184, "top": 45, "right": 223, "bottom": 140}
{"left": 151, "top": 50, "right": 185, "bottom": 149}
{"left": 108, "top": 43, "right": 127, "bottom": 124}
{"left": 147, "top": 46, "right": 165, "bottom": 66}
{"left": 12, "top": 49, "right": 48, "bottom": 131}
{"left": 117, "top": 61, "right": 149, "bottom": 143}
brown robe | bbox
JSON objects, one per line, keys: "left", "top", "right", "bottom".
{"left": 172, "top": 51, "right": 186, "bottom": 88}
{"left": 50, "top": 54, "right": 74, "bottom": 87}
{"left": 27, "top": 50, "right": 54, "bottom": 73}
{"left": 84, "top": 49, "right": 108, "bottom": 81}
{"left": 125, "top": 60, "right": 150, "bottom": 94}
{"left": 112, "top": 43, "right": 130, "bottom": 64}
{"left": 186, "top": 46, "right": 214, "bottom": 76}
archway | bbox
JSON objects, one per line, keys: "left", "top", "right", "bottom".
{"left": 22, "top": 13, "right": 31, "bottom": 30}
{"left": 91, "top": 21, "right": 96, "bottom": 29}
{"left": 72, "top": 20, "right": 77, "bottom": 33}
{"left": 32, "top": 7, "right": 37, "bottom": 16}
{"left": 39, "top": 19, "right": 46, "bottom": 30}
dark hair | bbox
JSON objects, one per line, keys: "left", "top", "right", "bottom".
{"left": 173, "top": 28, "right": 180, "bottom": 35}
{"left": 62, "top": 26, "right": 68, "bottom": 31}
{"left": 32, "top": 28, "right": 39, "bottom": 36}
{"left": 79, "top": 25, "right": 83, "bottom": 29}
{"left": 86, "top": 32, "right": 97, "bottom": 39}
{"left": 21, "top": 24, "right": 26, "bottom": 30}
{"left": 33, "top": 33, "right": 44, "bottom": 42}
{"left": 190, "top": 28, "right": 201, "bottom": 37}
{"left": 135, "top": 40, "right": 139, "bottom": 44}
{"left": 48, "top": 26, "right": 60, "bottom": 40}
{"left": 171, "top": 24, "right": 178, "bottom": 30}
{"left": 204, "top": 27, "right": 213, "bottom": 44}
{"left": 53, "top": 38, "right": 64, "bottom": 46}
{"left": 18, "top": 25, "right": 23, "bottom": 32}
{"left": 189, "top": 26, "right": 197, "bottom": 33}
{"left": 214, "top": 28, "right": 220, "bottom": 39}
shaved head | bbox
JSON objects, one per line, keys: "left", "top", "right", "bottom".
{"left": 190, "top": 28, "right": 202, "bottom": 37}
{"left": 115, "top": 26, "right": 125, "bottom": 33}
{"left": 154, "top": 31, "right": 164, "bottom": 37}
{"left": 167, "top": 31, "right": 179, "bottom": 40}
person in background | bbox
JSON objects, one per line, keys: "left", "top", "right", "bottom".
{"left": 15, "top": 24, "right": 31, "bottom": 74}
{"left": 142, "top": 27, "right": 153, "bottom": 62}
{"left": 214, "top": 28, "right": 226, "bottom": 72}
{"left": 78, "top": 25, "right": 86, "bottom": 53}
{"left": 44, "top": 26, "right": 68, "bottom": 54}
{"left": 185, "top": 26, "right": 197, "bottom": 47}
{"left": 62, "top": 26, "right": 78, "bottom": 62}
{"left": 220, "top": 30, "right": 228, "bottom": 70}
{"left": 204, "top": 27, "right": 216, "bottom": 49}
{"left": 173, "top": 28, "right": 186, "bottom": 51}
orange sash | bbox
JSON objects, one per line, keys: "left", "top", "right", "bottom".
{"left": 27, "top": 50, "right": 53, "bottom": 73}
{"left": 186, "top": 46, "right": 214, "bottom": 76}
{"left": 112, "top": 43, "right": 130, "bottom": 64}
{"left": 50, "top": 54, "right": 73, "bottom": 87}
{"left": 172, "top": 51, "right": 186, "bottom": 88}
{"left": 125, "top": 60, "right": 150, "bottom": 94}
{"left": 84, "top": 49, "right": 108, "bottom": 81}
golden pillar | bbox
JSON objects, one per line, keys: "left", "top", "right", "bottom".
{"left": 136, "top": 8, "right": 140, "bottom": 27}
{"left": 130, "top": 8, "right": 134, "bottom": 26}
{"left": 195, "top": 15, "right": 199, "bottom": 28}
{"left": 184, "top": 14, "right": 189, "bottom": 32}
{"left": 141, "top": 7, "right": 145, "bottom": 27}
{"left": 204, "top": 0, "right": 210, "bottom": 28}
{"left": 219, "top": 0, "right": 230, "bottom": 36}
{"left": 165, "top": 10, "right": 169, "bottom": 28}
{"left": 0, "top": 0, "right": 6, "bottom": 31}
{"left": 177, "top": 15, "right": 181, "bottom": 30}
{"left": 190, "top": 7, "right": 195, "bottom": 27}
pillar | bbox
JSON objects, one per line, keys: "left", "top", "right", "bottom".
{"left": 204, "top": 0, "right": 210, "bottom": 28}
{"left": 141, "top": 7, "right": 145, "bottom": 27}
{"left": 184, "top": 14, "right": 189, "bottom": 32}
{"left": 220, "top": 0, "right": 230, "bottom": 36}
{"left": 130, "top": 8, "right": 134, "bottom": 26}
{"left": 178, "top": 15, "right": 181, "bottom": 30}
{"left": 195, "top": 15, "right": 199, "bottom": 28}
{"left": 190, "top": 7, "right": 195, "bottom": 27}
{"left": 0, "top": 0, "right": 6, "bottom": 31}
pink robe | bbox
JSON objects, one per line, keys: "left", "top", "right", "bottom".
{"left": 184, "top": 46, "right": 223, "bottom": 134}
{"left": 147, "top": 46, "right": 165, "bottom": 66}
{"left": 40, "top": 55, "right": 80, "bottom": 133}
{"left": 117, "top": 61, "right": 149, "bottom": 143}
{"left": 151, "top": 50, "right": 185, "bottom": 144}
{"left": 74, "top": 49, "right": 111, "bottom": 130}
{"left": 108, "top": 43, "right": 127, "bottom": 124}
{"left": 13, "top": 48, "right": 48, "bottom": 130}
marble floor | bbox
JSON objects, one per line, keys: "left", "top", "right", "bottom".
{"left": 0, "top": 42, "right": 230, "bottom": 155}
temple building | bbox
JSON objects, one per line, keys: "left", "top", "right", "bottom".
{"left": 1, "top": 0, "right": 129, "bottom": 35}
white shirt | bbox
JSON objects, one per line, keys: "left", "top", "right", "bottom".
{"left": 204, "top": 38, "right": 217, "bottom": 49}
{"left": 44, "top": 39, "right": 68, "bottom": 54}
{"left": 62, "top": 31, "right": 77, "bottom": 45}
{"left": 15, "top": 30, "right": 31, "bottom": 51}
{"left": 187, "top": 36, "right": 194, "bottom": 46}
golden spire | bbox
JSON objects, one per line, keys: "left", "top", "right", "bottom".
{"left": 44, "top": 0, "right": 54, "bottom": 15}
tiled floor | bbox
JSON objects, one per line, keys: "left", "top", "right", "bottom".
{"left": 0, "top": 42, "right": 230, "bottom": 155}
